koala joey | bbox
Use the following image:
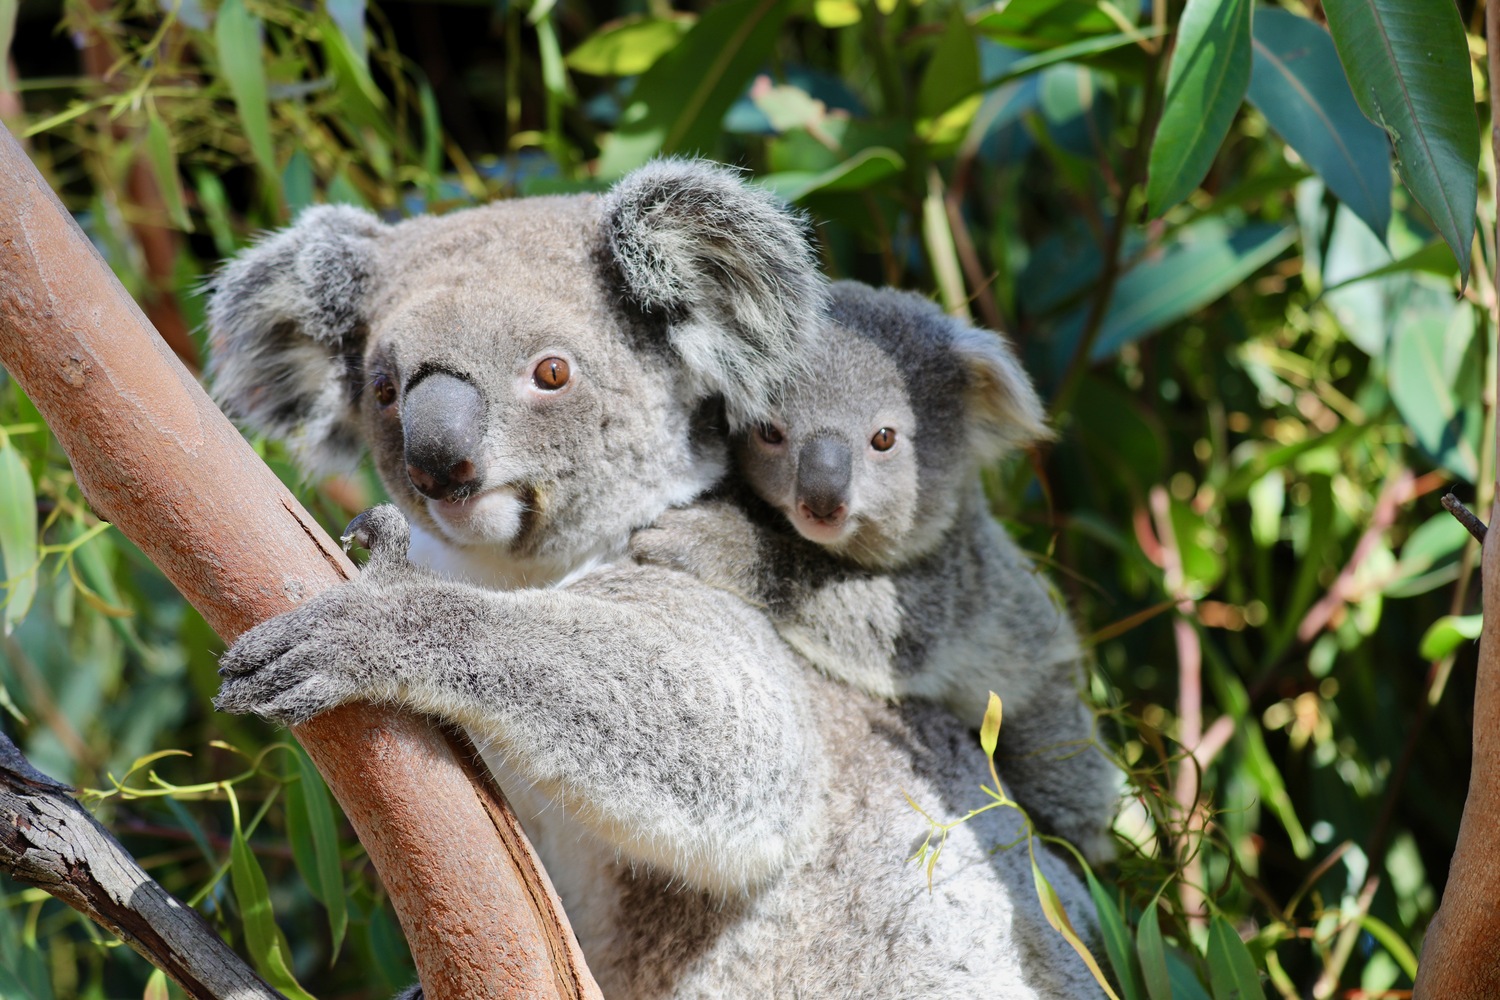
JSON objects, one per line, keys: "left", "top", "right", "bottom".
{"left": 208, "top": 162, "right": 1101, "bottom": 997}
{"left": 632, "top": 281, "right": 1118, "bottom": 863}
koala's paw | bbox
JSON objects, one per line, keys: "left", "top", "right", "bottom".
{"left": 342, "top": 503, "right": 412, "bottom": 577}
{"left": 216, "top": 584, "right": 395, "bottom": 725}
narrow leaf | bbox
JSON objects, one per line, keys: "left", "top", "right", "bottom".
{"left": 1322, "top": 0, "right": 1478, "bottom": 281}
{"left": 1420, "top": 614, "right": 1483, "bottom": 660}
{"left": 917, "top": 5, "right": 981, "bottom": 119}
{"left": 758, "top": 146, "right": 905, "bottom": 201}
{"left": 1136, "top": 901, "right": 1172, "bottom": 1000}
{"left": 1086, "top": 868, "right": 1145, "bottom": 1000}
{"left": 1054, "top": 220, "right": 1295, "bottom": 361}
{"left": 326, "top": 0, "right": 367, "bottom": 66}
{"left": 975, "top": 0, "right": 1120, "bottom": 52}
{"left": 1146, "top": 0, "right": 1254, "bottom": 216}
{"left": 597, "top": 0, "right": 792, "bottom": 178}
{"left": 1207, "top": 915, "right": 1263, "bottom": 999}
{"left": 230, "top": 811, "right": 317, "bottom": 1000}
{"left": 1031, "top": 854, "right": 1122, "bottom": 999}
{"left": 1388, "top": 297, "right": 1482, "bottom": 481}
{"left": 1247, "top": 8, "right": 1390, "bottom": 241}
{"left": 0, "top": 435, "right": 37, "bottom": 634}
{"left": 144, "top": 110, "right": 191, "bottom": 231}
{"left": 565, "top": 14, "right": 696, "bottom": 76}
{"left": 295, "top": 744, "right": 348, "bottom": 958}
{"left": 214, "top": 0, "right": 276, "bottom": 180}
{"left": 980, "top": 692, "right": 1004, "bottom": 760}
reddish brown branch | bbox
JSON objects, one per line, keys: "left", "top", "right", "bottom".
{"left": 0, "top": 122, "right": 600, "bottom": 1000}
{"left": 1411, "top": 6, "right": 1500, "bottom": 993}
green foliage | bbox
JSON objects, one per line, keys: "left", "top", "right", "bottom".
{"left": 1, "top": 0, "right": 1490, "bottom": 996}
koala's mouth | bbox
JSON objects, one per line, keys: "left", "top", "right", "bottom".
{"left": 790, "top": 507, "right": 857, "bottom": 547}
{"left": 425, "top": 483, "right": 540, "bottom": 548}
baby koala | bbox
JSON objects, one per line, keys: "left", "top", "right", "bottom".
{"left": 631, "top": 281, "right": 1118, "bottom": 862}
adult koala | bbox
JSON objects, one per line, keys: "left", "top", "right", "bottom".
{"left": 208, "top": 161, "right": 1099, "bottom": 997}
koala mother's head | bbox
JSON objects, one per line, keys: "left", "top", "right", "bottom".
{"left": 207, "top": 162, "right": 824, "bottom": 586}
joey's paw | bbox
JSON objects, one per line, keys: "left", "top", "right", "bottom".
{"left": 629, "top": 505, "right": 727, "bottom": 572}
{"left": 342, "top": 504, "right": 412, "bottom": 576}
{"left": 215, "top": 586, "right": 393, "bottom": 725}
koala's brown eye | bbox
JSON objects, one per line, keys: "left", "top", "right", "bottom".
{"left": 533, "top": 356, "right": 570, "bottom": 391}
{"left": 757, "top": 423, "right": 785, "bottom": 445}
{"left": 372, "top": 374, "right": 397, "bottom": 408}
{"left": 871, "top": 428, "right": 896, "bottom": 452}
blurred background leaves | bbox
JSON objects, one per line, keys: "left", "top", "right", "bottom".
{"left": 0, "top": 0, "right": 1490, "bottom": 997}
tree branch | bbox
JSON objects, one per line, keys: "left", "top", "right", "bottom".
{"left": 1, "top": 730, "right": 282, "bottom": 1000}
{"left": 0, "top": 121, "right": 601, "bottom": 1000}
{"left": 1411, "top": 7, "right": 1500, "bottom": 993}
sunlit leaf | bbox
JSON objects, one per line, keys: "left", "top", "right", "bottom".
{"left": 1322, "top": 239, "right": 1460, "bottom": 292}
{"left": 144, "top": 968, "right": 168, "bottom": 1000}
{"left": 979, "top": 692, "right": 1004, "bottom": 759}
{"left": 1420, "top": 614, "right": 1483, "bottom": 660}
{"left": 1322, "top": 0, "right": 1478, "bottom": 281}
{"left": 229, "top": 805, "right": 317, "bottom": 1000}
{"left": 917, "top": 5, "right": 981, "bottom": 119}
{"left": 1388, "top": 295, "right": 1482, "bottom": 481}
{"left": 144, "top": 110, "right": 191, "bottom": 231}
{"left": 327, "top": 0, "right": 367, "bottom": 66}
{"left": 597, "top": 0, "right": 792, "bottom": 178}
{"left": 1031, "top": 853, "right": 1121, "bottom": 999}
{"left": 214, "top": 0, "right": 276, "bottom": 181}
{"left": 294, "top": 744, "right": 348, "bottom": 958}
{"left": 1247, "top": 8, "right": 1390, "bottom": 241}
{"left": 565, "top": 14, "right": 696, "bottom": 76}
{"left": 975, "top": 0, "right": 1120, "bottom": 52}
{"left": 758, "top": 147, "right": 904, "bottom": 201}
{"left": 1055, "top": 220, "right": 1295, "bottom": 362}
{"left": 0, "top": 435, "right": 37, "bottom": 634}
{"left": 1146, "top": 0, "right": 1253, "bottom": 216}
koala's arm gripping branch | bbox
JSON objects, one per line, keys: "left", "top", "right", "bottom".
{"left": 0, "top": 124, "right": 601, "bottom": 1000}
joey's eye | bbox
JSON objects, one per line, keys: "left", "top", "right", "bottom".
{"left": 871, "top": 428, "right": 897, "bottom": 452}
{"left": 372, "top": 373, "right": 397, "bottom": 408}
{"left": 532, "top": 356, "right": 570, "bottom": 391}
{"left": 757, "top": 423, "right": 785, "bottom": 445}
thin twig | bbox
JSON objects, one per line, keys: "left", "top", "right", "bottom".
{"left": 1443, "top": 492, "right": 1489, "bottom": 543}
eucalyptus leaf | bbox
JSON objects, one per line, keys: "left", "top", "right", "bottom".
{"left": 1247, "top": 8, "right": 1390, "bottom": 241}
{"left": 598, "top": 0, "right": 792, "bottom": 178}
{"left": 214, "top": 0, "right": 276, "bottom": 181}
{"left": 1146, "top": 0, "right": 1254, "bottom": 216}
{"left": 1086, "top": 868, "right": 1144, "bottom": 1000}
{"left": 1419, "top": 614, "right": 1483, "bottom": 660}
{"left": 1388, "top": 295, "right": 1482, "bottom": 482}
{"left": 0, "top": 436, "right": 37, "bottom": 634}
{"left": 144, "top": 111, "right": 191, "bottom": 231}
{"left": 1322, "top": 0, "right": 1478, "bottom": 281}
{"left": 918, "top": 5, "right": 981, "bottom": 119}
{"left": 565, "top": 14, "right": 695, "bottom": 76}
{"left": 975, "top": 0, "right": 1119, "bottom": 52}
{"left": 757, "top": 147, "right": 905, "bottom": 201}
{"left": 1136, "top": 901, "right": 1171, "bottom": 1000}
{"left": 1207, "top": 915, "right": 1264, "bottom": 999}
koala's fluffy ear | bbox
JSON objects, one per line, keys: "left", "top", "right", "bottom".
{"left": 207, "top": 205, "right": 385, "bottom": 473}
{"left": 603, "top": 159, "right": 827, "bottom": 427}
{"left": 949, "top": 324, "right": 1053, "bottom": 461}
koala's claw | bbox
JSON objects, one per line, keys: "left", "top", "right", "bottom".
{"left": 342, "top": 503, "right": 411, "bottom": 573}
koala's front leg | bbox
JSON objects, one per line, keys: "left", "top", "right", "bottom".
{"left": 219, "top": 530, "right": 824, "bottom": 893}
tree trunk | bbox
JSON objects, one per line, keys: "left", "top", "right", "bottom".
{"left": 0, "top": 122, "right": 601, "bottom": 1000}
{"left": 1410, "top": 7, "right": 1500, "bottom": 994}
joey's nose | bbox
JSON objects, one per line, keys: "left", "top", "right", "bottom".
{"left": 796, "top": 436, "right": 852, "bottom": 520}
{"left": 403, "top": 372, "right": 487, "bottom": 501}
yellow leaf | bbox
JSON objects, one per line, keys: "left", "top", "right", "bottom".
{"left": 1031, "top": 852, "right": 1121, "bottom": 1000}
{"left": 980, "top": 691, "right": 1003, "bottom": 759}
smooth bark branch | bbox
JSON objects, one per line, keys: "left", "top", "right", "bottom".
{"left": 0, "top": 122, "right": 600, "bottom": 999}
{"left": 0, "top": 733, "right": 282, "bottom": 1000}
{"left": 1412, "top": 11, "right": 1500, "bottom": 994}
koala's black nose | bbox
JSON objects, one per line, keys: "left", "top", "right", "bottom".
{"left": 402, "top": 372, "right": 487, "bottom": 502}
{"left": 796, "top": 436, "right": 852, "bottom": 521}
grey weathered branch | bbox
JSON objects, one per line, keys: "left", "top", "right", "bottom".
{"left": 0, "top": 730, "right": 282, "bottom": 1000}
{"left": 1442, "top": 492, "right": 1488, "bottom": 544}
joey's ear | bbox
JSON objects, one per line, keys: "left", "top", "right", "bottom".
{"left": 206, "top": 205, "right": 385, "bottom": 473}
{"left": 949, "top": 324, "right": 1053, "bottom": 461}
{"left": 602, "top": 159, "right": 827, "bottom": 427}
